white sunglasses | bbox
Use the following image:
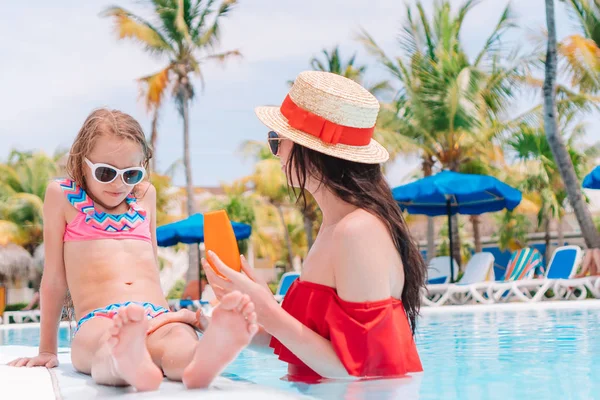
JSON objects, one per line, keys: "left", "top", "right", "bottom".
{"left": 84, "top": 158, "right": 146, "bottom": 186}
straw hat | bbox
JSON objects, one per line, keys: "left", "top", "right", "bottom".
{"left": 255, "top": 71, "right": 389, "bottom": 164}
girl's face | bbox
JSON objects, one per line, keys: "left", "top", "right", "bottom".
{"left": 84, "top": 135, "right": 145, "bottom": 208}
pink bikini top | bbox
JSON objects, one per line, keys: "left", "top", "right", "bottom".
{"left": 57, "top": 178, "right": 152, "bottom": 244}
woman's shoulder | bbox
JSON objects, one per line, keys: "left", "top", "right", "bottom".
{"left": 332, "top": 209, "right": 396, "bottom": 302}
{"left": 333, "top": 209, "right": 389, "bottom": 241}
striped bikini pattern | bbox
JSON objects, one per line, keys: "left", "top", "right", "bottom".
{"left": 57, "top": 178, "right": 147, "bottom": 232}
{"left": 75, "top": 302, "right": 169, "bottom": 332}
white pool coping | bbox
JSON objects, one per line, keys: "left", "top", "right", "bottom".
{"left": 3, "top": 300, "right": 600, "bottom": 331}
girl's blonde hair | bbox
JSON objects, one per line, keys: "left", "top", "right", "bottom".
{"left": 66, "top": 108, "right": 153, "bottom": 191}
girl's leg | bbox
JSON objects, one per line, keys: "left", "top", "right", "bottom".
{"left": 72, "top": 305, "right": 163, "bottom": 391}
{"left": 146, "top": 322, "right": 196, "bottom": 381}
{"left": 146, "top": 291, "right": 257, "bottom": 389}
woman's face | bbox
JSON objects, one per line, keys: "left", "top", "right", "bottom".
{"left": 275, "top": 135, "right": 320, "bottom": 193}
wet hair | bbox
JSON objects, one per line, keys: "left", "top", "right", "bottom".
{"left": 66, "top": 108, "right": 153, "bottom": 195}
{"left": 287, "top": 144, "right": 427, "bottom": 334}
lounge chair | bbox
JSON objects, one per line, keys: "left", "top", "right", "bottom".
{"left": 423, "top": 253, "right": 495, "bottom": 306}
{"left": 489, "top": 245, "right": 582, "bottom": 303}
{"left": 2, "top": 310, "right": 41, "bottom": 325}
{"left": 552, "top": 247, "right": 600, "bottom": 299}
{"left": 487, "top": 247, "right": 546, "bottom": 302}
{"left": 426, "top": 256, "right": 458, "bottom": 284}
{"left": 274, "top": 272, "right": 300, "bottom": 302}
{"left": 422, "top": 257, "right": 458, "bottom": 306}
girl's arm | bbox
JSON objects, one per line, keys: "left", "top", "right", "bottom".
{"left": 39, "top": 181, "right": 69, "bottom": 356}
{"left": 145, "top": 183, "right": 159, "bottom": 263}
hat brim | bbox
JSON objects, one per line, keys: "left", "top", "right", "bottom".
{"left": 255, "top": 106, "right": 389, "bottom": 164}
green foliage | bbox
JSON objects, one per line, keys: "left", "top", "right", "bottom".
{"left": 493, "top": 210, "right": 532, "bottom": 251}
{"left": 167, "top": 279, "right": 186, "bottom": 299}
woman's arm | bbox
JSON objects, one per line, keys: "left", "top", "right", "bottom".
{"left": 204, "top": 212, "right": 398, "bottom": 378}
{"left": 204, "top": 252, "right": 355, "bottom": 378}
{"left": 39, "top": 181, "right": 69, "bottom": 356}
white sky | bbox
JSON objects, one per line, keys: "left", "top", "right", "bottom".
{"left": 0, "top": 0, "right": 596, "bottom": 191}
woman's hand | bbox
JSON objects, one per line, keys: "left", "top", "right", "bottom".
{"left": 204, "top": 254, "right": 273, "bottom": 299}
{"left": 203, "top": 251, "right": 278, "bottom": 325}
{"left": 8, "top": 352, "right": 59, "bottom": 368}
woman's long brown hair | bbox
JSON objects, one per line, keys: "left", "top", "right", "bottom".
{"left": 287, "top": 144, "right": 427, "bottom": 334}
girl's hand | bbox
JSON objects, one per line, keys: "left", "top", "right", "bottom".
{"left": 203, "top": 251, "right": 278, "bottom": 325}
{"left": 8, "top": 352, "right": 59, "bottom": 368}
{"left": 146, "top": 308, "right": 211, "bottom": 335}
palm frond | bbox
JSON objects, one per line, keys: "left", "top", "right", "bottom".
{"left": 203, "top": 49, "right": 242, "bottom": 64}
{"left": 138, "top": 66, "right": 173, "bottom": 111}
{"left": 196, "top": 0, "right": 237, "bottom": 49}
{"left": 473, "top": 3, "right": 518, "bottom": 66}
{"left": 102, "top": 6, "right": 174, "bottom": 55}
{"left": 175, "top": 0, "right": 193, "bottom": 46}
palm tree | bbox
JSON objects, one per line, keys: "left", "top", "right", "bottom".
{"left": 559, "top": 0, "right": 600, "bottom": 92}
{"left": 360, "top": 0, "right": 529, "bottom": 267}
{"left": 104, "top": 0, "right": 242, "bottom": 280}
{"left": 207, "top": 181, "right": 256, "bottom": 255}
{"left": 239, "top": 140, "right": 320, "bottom": 257}
{"left": 493, "top": 210, "right": 532, "bottom": 252}
{"left": 0, "top": 151, "right": 60, "bottom": 252}
{"left": 249, "top": 158, "right": 294, "bottom": 270}
{"left": 509, "top": 114, "right": 600, "bottom": 257}
{"left": 304, "top": 46, "right": 390, "bottom": 96}
{"left": 544, "top": 0, "right": 600, "bottom": 249}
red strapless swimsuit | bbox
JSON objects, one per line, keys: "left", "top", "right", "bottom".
{"left": 270, "top": 280, "right": 423, "bottom": 381}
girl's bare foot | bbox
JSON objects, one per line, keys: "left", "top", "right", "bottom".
{"left": 182, "top": 291, "right": 258, "bottom": 388}
{"left": 106, "top": 304, "right": 163, "bottom": 391}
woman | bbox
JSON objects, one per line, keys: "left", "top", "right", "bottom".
{"left": 204, "top": 71, "right": 426, "bottom": 381}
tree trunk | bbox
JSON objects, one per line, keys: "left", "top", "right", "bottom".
{"left": 471, "top": 215, "right": 482, "bottom": 253}
{"left": 423, "top": 157, "right": 435, "bottom": 262}
{"left": 150, "top": 108, "right": 159, "bottom": 173}
{"left": 544, "top": 216, "right": 551, "bottom": 263}
{"left": 448, "top": 162, "right": 462, "bottom": 268}
{"left": 544, "top": 0, "right": 600, "bottom": 249}
{"left": 303, "top": 213, "right": 314, "bottom": 250}
{"left": 276, "top": 204, "right": 294, "bottom": 271}
{"left": 181, "top": 89, "right": 199, "bottom": 283}
{"left": 557, "top": 216, "right": 564, "bottom": 248}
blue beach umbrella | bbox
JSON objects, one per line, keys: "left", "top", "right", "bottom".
{"left": 156, "top": 213, "right": 252, "bottom": 247}
{"left": 392, "top": 170, "right": 522, "bottom": 282}
{"left": 583, "top": 166, "right": 600, "bottom": 190}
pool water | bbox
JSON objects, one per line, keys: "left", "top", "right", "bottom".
{"left": 2, "top": 305, "right": 600, "bottom": 399}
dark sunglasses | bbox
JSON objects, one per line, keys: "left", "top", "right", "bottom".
{"left": 267, "top": 131, "right": 283, "bottom": 156}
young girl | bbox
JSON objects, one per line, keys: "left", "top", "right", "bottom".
{"left": 204, "top": 71, "right": 426, "bottom": 381}
{"left": 8, "top": 109, "right": 258, "bottom": 392}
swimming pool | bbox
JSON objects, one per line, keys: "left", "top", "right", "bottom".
{"left": 2, "top": 301, "right": 600, "bottom": 399}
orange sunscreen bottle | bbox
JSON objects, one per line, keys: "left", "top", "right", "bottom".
{"left": 204, "top": 210, "right": 242, "bottom": 278}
